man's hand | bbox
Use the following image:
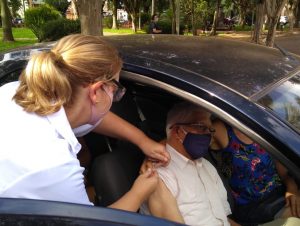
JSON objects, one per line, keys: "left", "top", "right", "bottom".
{"left": 285, "top": 191, "right": 300, "bottom": 217}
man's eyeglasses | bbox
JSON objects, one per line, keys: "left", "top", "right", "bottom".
{"left": 110, "top": 79, "right": 126, "bottom": 102}
{"left": 169, "top": 123, "right": 215, "bottom": 134}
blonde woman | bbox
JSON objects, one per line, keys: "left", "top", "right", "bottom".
{"left": 0, "top": 34, "right": 170, "bottom": 211}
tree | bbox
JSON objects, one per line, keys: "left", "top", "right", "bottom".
{"left": 112, "top": 0, "right": 118, "bottom": 29}
{"left": 296, "top": 0, "right": 300, "bottom": 27}
{"left": 74, "top": 0, "right": 103, "bottom": 36}
{"left": 210, "top": 0, "right": 220, "bottom": 36}
{"left": 1, "top": 0, "right": 14, "bottom": 41}
{"left": 169, "top": 0, "right": 176, "bottom": 34}
{"left": 44, "top": 0, "right": 70, "bottom": 16}
{"left": 285, "top": 0, "right": 300, "bottom": 31}
{"left": 8, "top": 0, "right": 22, "bottom": 18}
{"left": 252, "top": 0, "right": 266, "bottom": 44}
{"left": 232, "top": 0, "right": 255, "bottom": 27}
{"left": 122, "top": 0, "right": 141, "bottom": 32}
{"left": 265, "top": 0, "right": 287, "bottom": 47}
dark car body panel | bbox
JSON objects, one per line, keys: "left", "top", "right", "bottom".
{"left": 102, "top": 35, "right": 300, "bottom": 97}
{"left": 0, "top": 198, "right": 183, "bottom": 226}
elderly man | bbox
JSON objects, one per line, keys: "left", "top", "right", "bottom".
{"left": 140, "top": 102, "right": 238, "bottom": 226}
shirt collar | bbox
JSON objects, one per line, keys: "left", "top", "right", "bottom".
{"left": 46, "top": 107, "right": 81, "bottom": 154}
{"left": 166, "top": 144, "right": 203, "bottom": 169}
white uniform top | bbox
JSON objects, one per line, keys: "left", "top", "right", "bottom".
{"left": 0, "top": 82, "right": 94, "bottom": 205}
{"left": 140, "top": 144, "right": 231, "bottom": 226}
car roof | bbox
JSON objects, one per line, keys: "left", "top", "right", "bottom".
{"left": 1, "top": 35, "right": 299, "bottom": 98}
{"left": 103, "top": 35, "right": 300, "bottom": 98}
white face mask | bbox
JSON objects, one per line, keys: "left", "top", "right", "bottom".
{"left": 88, "top": 85, "right": 113, "bottom": 125}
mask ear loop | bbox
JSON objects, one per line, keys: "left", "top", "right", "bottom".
{"left": 176, "top": 126, "right": 187, "bottom": 143}
{"left": 88, "top": 85, "right": 113, "bottom": 125}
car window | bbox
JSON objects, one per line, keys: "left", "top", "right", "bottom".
{"left": 257, "top": 72, "right": 300, "bottom": 133}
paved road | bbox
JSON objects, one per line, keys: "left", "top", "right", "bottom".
{"left": 275, "top": 34, "right": 300, "bottom": 56}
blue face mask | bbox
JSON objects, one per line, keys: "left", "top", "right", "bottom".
{"left": 182, "top": 132, "right": 211, "bottom": 160}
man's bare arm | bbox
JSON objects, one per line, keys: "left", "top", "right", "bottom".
{"left": 148, "top": 179, "right": 184, "bottom": 224}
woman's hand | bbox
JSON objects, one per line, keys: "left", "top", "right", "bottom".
{"left": 132, "top": 168, "right": 158, "bottom": 203}
{"left": 140, "top": 158, "right": 156, "bottom": 174}
{"left": 139, "top": 137, "right": 170, "bottom": 167}
{"left": 285, "top": 191, "right": 300, "bottom": 217}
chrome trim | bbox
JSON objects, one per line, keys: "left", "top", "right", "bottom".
{"left": 250, "top": 67, "right": 300, "bottom": 101}
{"left": 121, "top": 70, "right": 300, "bottom": 176}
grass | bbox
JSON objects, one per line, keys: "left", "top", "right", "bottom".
{"left": 0, "top": 27, "right": 37, "bottom": 52}
{"left": 103, "top": 28, "right": 146, "bottom": 35}
{"left": 0, "top": 27, "right": 148, "bottom": 52}
{"left": 0, "top": 39, "right": 38, "bottom": 52}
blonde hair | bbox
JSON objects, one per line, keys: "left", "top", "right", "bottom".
{"left": 13, "top": 34, "right": 123, "bottom": 116}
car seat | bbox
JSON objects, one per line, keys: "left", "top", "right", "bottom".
{"left": 91, "top": 147, "right": 144, "bottom": 207}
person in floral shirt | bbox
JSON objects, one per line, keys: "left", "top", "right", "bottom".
{"left": 211, "top": 119, "right": 300, "bottom": 225}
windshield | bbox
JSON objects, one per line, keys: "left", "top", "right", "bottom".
{"left": 258, "top": 71, "right": 300, "bottom": 132}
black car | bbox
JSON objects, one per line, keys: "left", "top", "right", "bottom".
{"left": 0, "top": 35, "right": 300, "bottom": 225}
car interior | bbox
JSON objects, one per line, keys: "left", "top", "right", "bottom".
{"left": 79, "top": 75, "right": 298, "bottom": 226}
{"left": 0, "top": 68, "right": 298, "bottom": 226}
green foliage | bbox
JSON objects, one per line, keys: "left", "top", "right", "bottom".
{"left": 180, "top": 0, "right": 215, "bottom": 31}
{"left": 44, "top": 0, "right": 70, "bottom": 16}
{"left": 141, "top": 12, "right": 151, "bottom": 27}
{"left": 144, "top": 20, "right": 185, "bottom": 34}
{"left": 39, "top": 18, "right": 80, "bottom": 42}
{"left": 233, "top": 24, "right": 252, "bottom": 31}
{"left": 24, "top": 5, "right": 61, "bottom": 42}
{"left": 8, "top": 0, "right": 22, "bottom": 18}
{"left": 103, "top": 16, "right": 113, "bottom": 28}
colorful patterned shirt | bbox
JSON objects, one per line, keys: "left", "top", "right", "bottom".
{"left": 221, "top": 126, "right": 282, "bottom": 205}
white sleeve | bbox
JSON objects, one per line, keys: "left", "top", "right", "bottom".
{"left": 3, "top": 161, "right": 92, "bottom": 206}
{"left": 156, "top": 167, "right": 179, "bottom": 197}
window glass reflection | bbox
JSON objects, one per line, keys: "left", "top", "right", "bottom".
{"left": 258, "top": 73, "right": 300, "bottom": 132}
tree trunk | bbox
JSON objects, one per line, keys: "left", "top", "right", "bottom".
{"left": 252, "top": 0, "right": 265, "bottom": 44}
{"left": 265, "top": 0, "right": 287, "bottom": 47}
{"left": 295, "top": 1, "right": 300, "bottom": 28}
{"left": 191, "top": 0, "right": 196, "bottom": 36}
{"left": 288, "top": 0, "right": 300, "bottom": 31}
{"left": 76, "top": 0, "right": 102, "bottom": 36}
{"left": 0, "top": 0, "right": 14, "bottom": 42}
{"left": 266, "top": 18, "right": 278, "bottom": 47}
{"left": 122, "top": 0, "right": 140, "bottom": 33}
{"left": 131, "top": 13, "right": 136, "bottom": 33}
{"left": 112, "top": 0, "right": 118, "bottom": 29}
{"left": 176, "top": 0, "right": 180, "bottom": 35}
{"left": 27, "top": 0, "right": 33, "bottom": 7}
{"left": 238, "top": 6, "right": 246, "bottom": 27}
{"left": 151, "top": 0, "right": 155, "bottom": 16}
{"left": 170, "top": 0, "right": 176, "bottom": 34}
{"left": 210, "top": 0, "right": 221, "bottom": 36}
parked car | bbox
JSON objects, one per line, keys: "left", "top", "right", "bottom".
{"left": 0, "top": 35, "right": 300, "bottom": 225}
{"left": 280, "top": 16, "right": 289, "bottom": 26}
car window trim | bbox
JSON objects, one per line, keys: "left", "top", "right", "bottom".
{"left": 250, "top": 67, "right": 300, "bottom": 101}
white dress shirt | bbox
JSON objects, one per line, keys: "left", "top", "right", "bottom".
{"left": 0, "top": 82, "right": 92, "bottom": 205}
{"left": 141, "top": 144, "right": 231, "bottom": 226}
